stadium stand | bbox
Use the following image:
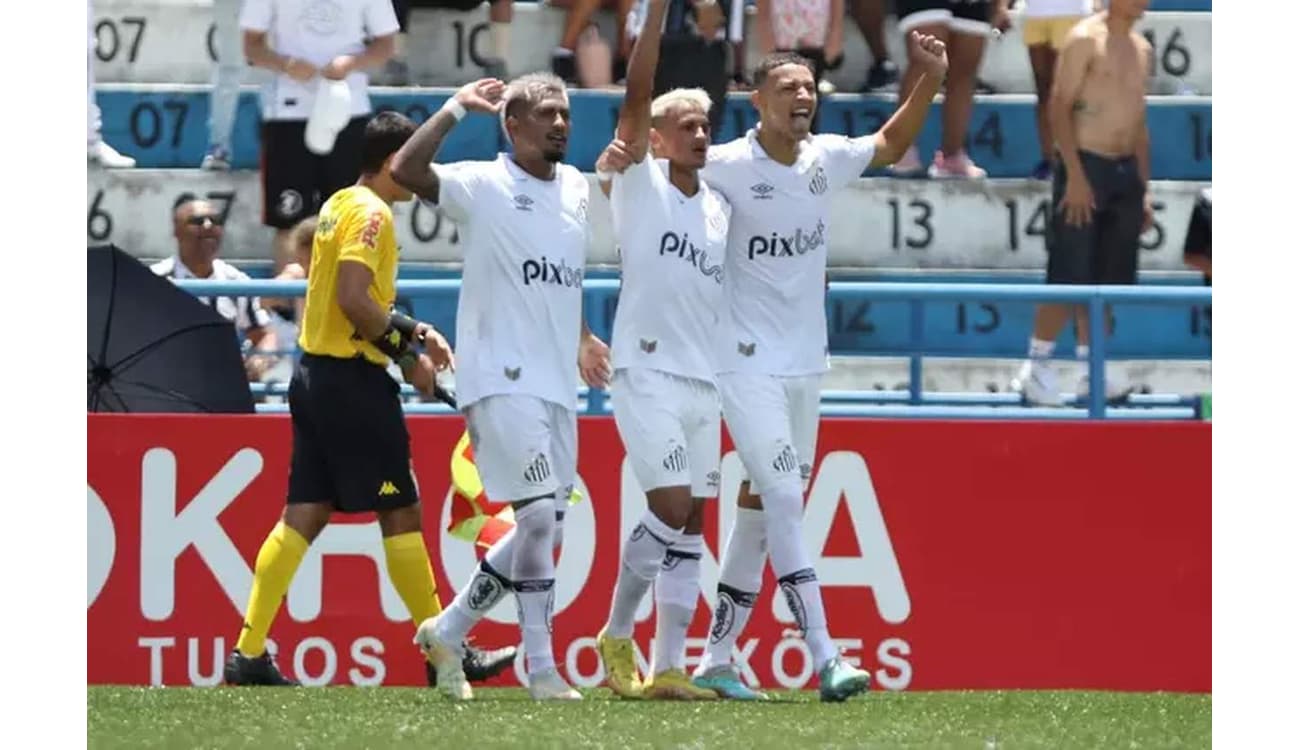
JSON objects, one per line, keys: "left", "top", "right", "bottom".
{"left": 87, "top": 0, "right": 1212, "bottom": 404}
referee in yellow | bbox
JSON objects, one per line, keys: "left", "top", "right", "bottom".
{"left": 224, "top": 111, "right": 513, "bottom": 686}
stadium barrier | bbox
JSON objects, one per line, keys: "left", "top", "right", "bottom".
{"left": 86, "top": 414, "right": 1211, "bottom": 691}
{"left": 175, "top": 278, "right": 1213, "bottom": 419}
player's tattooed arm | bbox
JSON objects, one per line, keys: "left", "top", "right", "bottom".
{"left": 615, "top": 0, "right": 670, "bottom": 163}
{"left": 391, "top": 78, "right": 506, "bottom": 203}
{"left": 869, "top": 31, "right": 947, "bottom": 168}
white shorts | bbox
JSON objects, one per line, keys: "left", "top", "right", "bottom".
{"left": 718, "top": 372, "right": 822, "bottom": 496}
{"left": 612, "top": 368, "right": 722, "bottom": 498}
{"left": 465, "top": 395, "right": 577, "bottom": 504}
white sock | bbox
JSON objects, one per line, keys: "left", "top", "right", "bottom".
{"left": 654, "top": 533, "right": 702, "bottom": 674}
{"left": 438, "top": 544, "right": 513, "bottom": 646}
{"left": 762, "top": 484, "right": 836, "bottom": 669}
{"left": 1029, "top": 337, "right": 1055, "bottom": 360}
{"left": 696, "top": 507, "right": 767, "bottom": 675}
{"left": 510, "top": 500, "right": 557, "bottom": 675}
{"left": 490, "top": 22, "right": 510, "bottom": 62}
{"left": 1076, "top": 344, "right": 1089, "bottom": 360}
{"left": 606, "top": 511, "right": 681, "bottom": 639}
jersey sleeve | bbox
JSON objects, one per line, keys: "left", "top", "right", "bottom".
{"left": 700, "top": 150, "right": 738, "bottom": 203}
{"left": 239, "top": 0, "right": 272, "bottom": 32}
{"left": 819, "top": 134, "right": 877, "bottom": 190}
{"left": 610, "top": 157, "right": 663, "bottom": 237}
{"left": 337, "top": 202, "right": 393, "bottom": 275}
{"left": 433, "top": 162, "right": 484, "bottom": 224}
{"left": 364, "top": 0, "right": 401, "bottom": 37}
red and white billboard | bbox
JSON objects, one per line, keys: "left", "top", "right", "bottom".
{"left": 87, "top": 415, "right": 1210, "bottom": 692}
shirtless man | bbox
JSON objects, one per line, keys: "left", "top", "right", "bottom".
{"left": 1012, "top": 0, "right": 1153, "bottom": 406}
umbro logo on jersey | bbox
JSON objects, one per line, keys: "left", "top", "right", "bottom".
{"left": 809, "top": 166, "right": 829, "bottom": 195}
{"left": 747, "top": 220, "right": 828, "bottom": 260}
{"left": 772, "top": 445, "right": 797, "bottom": 474}
{"left": 378, "top": 481, "right": 400, "bottom": 497}
{"left": 513, "top": 194, "right": 534, "bottom": 211}
{"left": 504, "top": 366, "right": 521, "bottom": 381}
{"left": 737, "top": 341, "right": 756, "bottom": 357}
{"left": 659, "top": 231, "right": 724, "bottom": 284}
{"left": 706, "top": 470, "right": 721, "bottom": 488}
{"left": 750, "top": 183, "right": 775, "bottom": 200}
{"left": 523, "top": 256, "right": 584, "bottom": 287}
{"left": 640, "top": 338, "right": 658, "bottom": 353}
{"left": 662, "top": 443, "right": 687, "bottom": 473}
{"left": 523, "top": 453, "right": 552, "bottom": 484}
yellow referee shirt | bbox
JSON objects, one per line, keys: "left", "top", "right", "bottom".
{"left": 298, "top": 186, "right": 399, "bottom": 367}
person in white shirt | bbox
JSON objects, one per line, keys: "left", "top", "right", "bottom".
{"left": 390, "top": 74, "right": 612, "bottom": 702}
{"left": 241, "top": 0, "right": 399, "bottom": 271}
{"left": 152, "top": 198, "right": 280, "bottom": 382}
{"left": 583, "top": 0, "right": 730, "bottom": 703}
{"left": 599, "top": 39, "right": 947, "bottom": 703}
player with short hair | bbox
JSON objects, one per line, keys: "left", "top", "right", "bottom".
{"left": 391, "top": 74, "right": 611, "bottom": 701}
{"left": 224, "top": 111, "right": 515, "bottom": 687}
{"left": 587, "top": 0, "right": 729, "bottom": 702}
{"left": 600, "top": 40, "right": 948, "bottom": 701}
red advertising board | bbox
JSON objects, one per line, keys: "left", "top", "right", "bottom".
{"left": 87, "top": 414, "right": 1210, "bottom": 692}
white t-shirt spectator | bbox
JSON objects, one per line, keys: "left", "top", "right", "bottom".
{"left": 434, "top": 155, "right": 592, "bottom": 412}
{"left": 239, "top": 0, "right": 399, "bottom": 121}
{"left": 1023, "top": 0, "right": 1093, "bottom": 17}
{"left": 151, "top": 256, "right": 273, "bottom": 335}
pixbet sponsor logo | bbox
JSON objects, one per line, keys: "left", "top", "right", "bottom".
{"left": 747, "top": 221, "right": 827, "bottom": 260}
{"left": 658, "top": 231, "right": 723, "bottom": 284}
{"left": 522, "top": 256, "right": 584, "bottom": 287}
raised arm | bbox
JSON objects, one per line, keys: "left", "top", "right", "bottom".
{"left": 390, "top": 78, "right": 506, "bottom": 203}
{"left": 616, "top": 0, "right": 670, "bottom": 163}
{"left": 869, "top": 32, "right": 947, "bottom": 167}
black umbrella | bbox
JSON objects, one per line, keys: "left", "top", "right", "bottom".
{"left": 88, "top": 244, "right": 255, "bottom": 413}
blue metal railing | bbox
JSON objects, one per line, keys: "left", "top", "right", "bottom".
{"left": 177, "top": 279, "right": 1212, "bottom": 420}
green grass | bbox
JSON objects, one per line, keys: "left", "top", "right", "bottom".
{"left": 87, "top": 686, "right": 1210, "bottom": 749}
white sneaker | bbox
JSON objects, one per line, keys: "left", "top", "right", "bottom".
{"left": 528, "top": 667, "right": 582, "bottom": 701}
{"left": 1012, "top": 360, "right": 1063, "bottom": 407}
{"left": 414, "top": 616, "right": 472, "bottom": 700}
{"left": 88, "top": 140, "right": 136, "bottom": 168}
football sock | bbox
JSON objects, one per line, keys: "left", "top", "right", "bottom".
{"left": 511, "top": 499, "right": 558, "bottom": 675}
{"left": 654, "top": 533, "right": 703, "bottom": 674}
{"left": 606, "top": 511, "right": 681, "bottom": 638}
{"left": 763, "top": 484, "right": 836, "bottom": 669}
{"left": 382, "top": 531, "right": 442, "bottom": 628}
{"left": 235, "top": 521, "right": 309, "bottom": 657}
{"left": 697, "top": 507, "right": 766, "bottom": 674}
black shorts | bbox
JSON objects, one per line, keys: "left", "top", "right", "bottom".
{"left": 261, "top": 117, "right": 366, "bottom": 230}
{"left": 1046, "top": 151, "right": 1145, "bottom": 285}
{"left": 653, "top": 36, "right": 729, "bottom": 139}
{"left": 896, "top": 0, "right": 991, "bottom": 36}
{"left": 287, "top": 353, "right": 418, "bottom": 513}
{"left": 393, "top": 0, "right": 486, "bottom": 29}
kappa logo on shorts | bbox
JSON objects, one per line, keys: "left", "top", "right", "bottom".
{"left": 809, "top": 165, "right": 829, "bottom": 195}
{"left": 772, "top": 445, "right": 798, "bottom": 474}
{"left": 378, "top": 481, "right": 400, "bottom": 497}
{"left": 523, "top": 453, "right": 551, "bottom": 485}
{"left": 663, "top": 444, "right": 687, "bottom": 473}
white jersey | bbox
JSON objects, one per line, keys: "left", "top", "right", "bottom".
{"left": 610, "top": 157, "right": 731, "bottom": 385}
{"left": 701, "top": 129, "right": 876, "bottom": 376}
{"left": 1023, "top": 0, "right": 1093, "bottom": 17}
{"left": 435, "top": 154, "right": 591, "bottom": 411}
{"left": 239, "top": 0, "right": 399, "bottom": 120}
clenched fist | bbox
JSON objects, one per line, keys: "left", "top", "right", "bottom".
{"left": 909, "top": 31, "right": 948, "bottom": 78}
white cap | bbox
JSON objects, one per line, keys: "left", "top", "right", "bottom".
{"left": 304, "top": 79, "right": 353, "bottom": 155}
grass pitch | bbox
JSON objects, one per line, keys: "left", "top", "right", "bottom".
{"left": 88, "top": 686, "right": 1209, "bottom": 749}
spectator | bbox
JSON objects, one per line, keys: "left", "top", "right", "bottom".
{"left": 890, "top": 0, "right": 1011, "bottom": 178}
{"left": 756, "top": 0, "right": 844, "bottom": 89}
{"left": 152, "top": 198, "right": 280, "bottom": 382}
{"left": 391, "top": 0, "right": 510, "bottom": 82}
{"left": 625, "top": 0, "right": 746, "bottom": 137}
{"left": 203, "top": 0, "right": 247, "bottom": 170}
{"left": 241, "top": 0, "right": 399, "bottom": 271}
{"left": 264, "top": 214, "right": 317, "bottom": 326}
{"left": 1183, "top": 186, "right": 1211, "bottom": 283}
{"left": 87, "top": 0, "right": 136, "bottom": 168}
{"left": 848, "top": 0, "right": 900, "bottom": 92}
{"left": 551, "top": 0, "right": 635, "bottom": 85}
{"left": 1020, "top": 0, "right": 1096, "bottom": 180}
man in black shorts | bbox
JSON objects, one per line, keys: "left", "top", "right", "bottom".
{"left": 890, "top": 0, "right": 1010, "bottom": 177}
{"left": 223, "top": 110, "right": 515, "bottom": 687}
{"left": 240, "top": 0, "right": 401, "bottom": 271}
{"left": 1012, "top": 0, "right": 1154, "bottom": 406}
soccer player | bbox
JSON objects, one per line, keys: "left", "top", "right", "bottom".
{"left": 599, "top": 40, "right": 948, "bottom": 701}
{"left": 391, "top": 75, "right": 611, "bottom": 701}
{"left": 587, "top": 0, "right": 729, "bottom": 702}
{"left": 223, "top": 111, "right": 514, "bottom": 687}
